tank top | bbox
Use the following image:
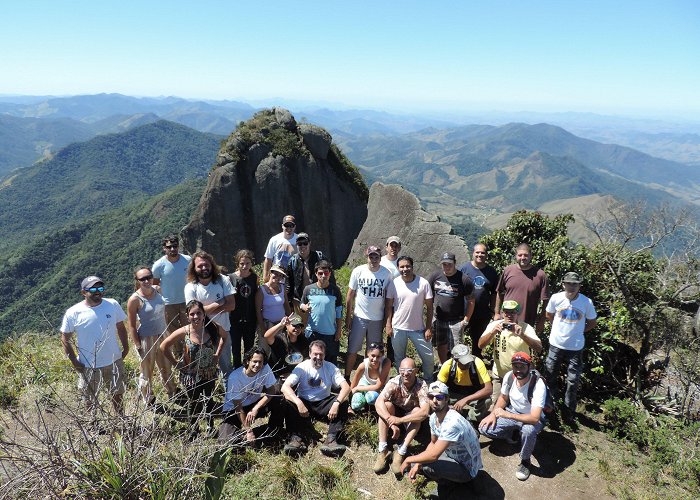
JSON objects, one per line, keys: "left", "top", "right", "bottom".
{"left": 132, "top": 291, "right": 167, "bottom": 338}
{"left": 362, "top": 356, "right": 386, "bottom": 385}
{"left": 182, "top": 326, "right": 218, "bottom": 383}
{"left": 262, "top": 285, "right": 286, "bottom": 322}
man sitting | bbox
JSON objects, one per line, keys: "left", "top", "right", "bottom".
{"left": 219, "top": 348, "right": 281, "bottom": 443}
{"left": 437, "top": 344, "right": 492, "bottom": 424}
{"left": 373, "top": 358, "right": 430, "bottom": 474}
{"left": 479, "top": 351, "right": 547, "bottom": 481}
{"left": 401, "top": 381, "right": 483, "bottom": 498}
{"left": 281, "top": 340, "right": 350, "bottom": 456}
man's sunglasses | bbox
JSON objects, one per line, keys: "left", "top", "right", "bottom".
{"left": 316, "top": 270, "right": 331, "bottom": 276}
{"left": 164, "top": 244, "right": 178, "bottom": 249}
{"left": 84, "top": 286, "right": 105, "bottom": 293}
{"left": 427, "top": 393, "right": 447, "bottom": 401}
{"left": 283, "top": 223, "right": 296, "bottom": 228}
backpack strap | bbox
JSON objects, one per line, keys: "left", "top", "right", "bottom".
{"left": 448, "top": 359, "right": 457, "bottom": 384}
{"left": 527, "top": 370, "right": 538, "bottom": 403}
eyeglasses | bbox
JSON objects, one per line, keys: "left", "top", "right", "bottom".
{"left": 316, "top": 270, "right": 330, "bottom": 276}
{"left": 84, "top": 286, "right": 105, "bottom": 293}
{"left": 399, "top": 368, "right": 415, "bottom": 374}
{"left": 164, "top": 244, "right": 178, "bottom": 249}
{"left": 427, "top": 393, "right": 447, "bottom": 401}
{"left": 137, "top": 275, "right": 153, "bottom": 282}
{"left": 283, "top": 223, "right": 296, "bottom": 228}
{"left": 297, "top": 241, "right": 309, "bottom": 246}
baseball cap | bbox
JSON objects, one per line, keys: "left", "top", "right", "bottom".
{"left": 502, "top": 300, "right": 521, "bottom": 313}
{"left": 296, "top": 232, "right": 310, "bottom": 242}
{"left": 427, "top": 381, "right": 449, "bottom": 396}
{"left": 562, "top": 271, "right": 582, "bottom": 283}
{"left": 288, "top": 313, "right": 304, "bottom": 326}
{"left": 270, "top": 265, "right": 287, "bottom": 277}
{"left": 81, "top": 275, "right": 104, "bottom": 290}
{"left": 282, "top": 215, "right": 296, "bottom": 224}
{"left": 366, "top": 245, "right": 381, "bottom": 256}
{"left": 441, "top": 252, "right": 456, "bottom": 263}
{"left": 386, "top": 236, "right": 401, "bottom": 245}
{"left": 511, "top": 351, "right": 532, "bottom": 365}
{"left": 451, "top": 344, "right": 475, "bottom": 365}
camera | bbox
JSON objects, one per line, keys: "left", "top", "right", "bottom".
{"left": 503, "top": 323, "right": 513, "bottom": 330}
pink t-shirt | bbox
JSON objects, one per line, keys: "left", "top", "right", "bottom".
{"left": 387, "top": 275, "right": 433, "bottom": 331}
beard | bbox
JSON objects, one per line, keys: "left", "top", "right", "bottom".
{"left": 514, "top": 370, "right": 529, "bottom": 380}
{"left": 196, "top": 269, "right": 211, "bottom": 279}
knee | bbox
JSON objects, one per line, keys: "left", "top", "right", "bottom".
{"left": 365, "top": 391, "right": 379, "bottom": 405}
{"left": 351, "top": 392, "right": 367, "bottom": 411}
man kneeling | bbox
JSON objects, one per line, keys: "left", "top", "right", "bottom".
{"left": 479, "top": 351, "right": 546, "bottom": 481}
{"left": 401, "top": 381, "right": 483, "bottom": 498}
{"left": 437, "top": 344, "right": 492, "bottom": 424}
{"left": 282, "top": 340, "right": 350, "bottom": 456}
{"left": 219, "top": 348, "right": 281, "bottom": 444}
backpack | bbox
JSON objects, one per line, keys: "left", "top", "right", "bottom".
{"left": 502, "top": 369, "right": 555, "bottom": 415}
{"left": 447, "top": 359, "right": 484, "bottom": 395}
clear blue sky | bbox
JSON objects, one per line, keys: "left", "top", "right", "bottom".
{"left": 2, "top": 1, "right": 698, "bottom": 118}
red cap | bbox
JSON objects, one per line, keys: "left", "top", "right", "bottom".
{"left": 511, "top": 351, "right": 532, "bottom": 364}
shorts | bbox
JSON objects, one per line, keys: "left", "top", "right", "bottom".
{"left": 431, "top": 319, "right": 465, "bottom": 347}
{"left": 348, "top": 316, "right": 384, "bottom": 353}
{"left": 77, "top": 358, "right": 127, "bottom": 406}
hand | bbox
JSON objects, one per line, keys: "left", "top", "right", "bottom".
{"left": 452, "top": 398, "right": 468, "bottom": 412}
{"left": 513, "top": 324, "right": 523, "bottom": 337}
{"left": 280, "top": 316, "right": 290, "bottom": 327}
{"left": 386, "top": 325, "right": 393, "bottom": 338}
{"left": 245, "top": 410, "right": 258, "bottom": 427}
{"left": 335, "top": 329, "right": 342, "bottom": 342}
{"left": 494, "top": 407, "right": 507, "bottom": 419}
{"left": 479, "top": 412, "right": 497, "bottom": 431}
{"left": 424, "top": 328, "right": 432, "bottom": 341}
{"left": 297, "top": 401, "right": 309, "bottom": 418}
{"left": 328, "top": 401, "right": 339, "bottom": 421}
{"left": 407, "top": 463, "right": 420, "bottom": 482}
{"left": 245, "top": 429, "right": 256, "bottom": 443}
{"left": 390, "top": 424, "right": 401, "bottom": 440}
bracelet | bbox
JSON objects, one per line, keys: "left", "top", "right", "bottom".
{"left": 333, "top": 399, "right": 341, "bottom": 404}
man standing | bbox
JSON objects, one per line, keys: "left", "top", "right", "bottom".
{"left": 300, "top": 260, "right": 343, "bottom": 366}
{"left": 385, "top": 256, "right": 434, "bottom": 382}
{"left": 480, "top": 352, "right": 547, "bottom": 481}
{"left": 427, "top": 252, "right": 475, "bottom": 364}
{"left": 344, "top": 245, "right": 392, "bottom": 379}
{"left": 437, "top": 344, "right": 493, "bottom": 424}
{"left": 495, "top": 243, "right": 549, "bottom": 333}
{"left": 380, "top": 236, "right": 402, "bottom": 279}
{"left": 263, "top": 214, "right": 298, "bottom": 283}
{"left": 460, "top": 243, "right": 499, "bottom": 357}
{"left": 545, "top": 271, "right": 597, "bottom": 422}
{"left": 374, "top": 358, "right": 430, "bottom": 474}
{"left": 282, "top": 340, "right": 350, "bottom": 456}
{"left": 401, "top": 381, "right": 483, "bottom": 498}
{"left": 184, "top": 251, "right": 235, "bottom": 376}
{"left": 60, "top": 276, "right": 129, "bottom": 415}
{"left": 152, "top": 234, "right": 191, "bottom": 337}
{"left": 285, "top": 232, "right": 333, "bottom": 320}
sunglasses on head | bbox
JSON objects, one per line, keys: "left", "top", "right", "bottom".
{"left": 137, "top": 275, "right": 153, "bottom": 282}
{"left": 368, "top": 342, "right": 385, "bottom": 351}
{"left": 428, "top": 393, "right": 447, "bottom": 401}
{"left": 283, "top": 222, "right": 296, "bottom": 228}
{"left": 84, "top": 286, "right": 105, "bottom": 293}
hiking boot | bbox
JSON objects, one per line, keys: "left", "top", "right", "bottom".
{"left": 283, "top": 434, "right": 307, "bottom": 454}
{"left": 504, "top": 431, "right": 520, "bottom": 445}
{"left": 372, "top": 448, "right": 391, "bottom": 473}
{"left": 320, "top": 437, "right": 346, "bottom": 457}
{"left": 516, "top": 460, "right": 531, "bottom": 481}
{"left": 390, "top": 449, "right": 405, "bottom": 475}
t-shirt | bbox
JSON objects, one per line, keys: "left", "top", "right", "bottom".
{"left": 427, "top": 269, "right": 474, "bottom": 321}
{"left": 460, "top": 262, "right": 499, "bottom": 321}
{"left": 224, "top": 364, "right": 277, "bottom": 410}
{"left": 481, "top": 320, "right": 539, "bottom": 378}
{"left": 286, "top": 359, "right": 345, "bottom": 401}
{"left": 184, "top": 275, "right": 236, "bottom": 331}
{"left": 60, "top": 298, "right": 127, "bottom": 368}
{"left": 502, "top": 370, "right": 547, "bottom": 415}
{"left": 348, "top": 264, "right": 392, "bottom": 321}
{"left": 429, "top": 409, "right": 483, "bottom": 479}
{"left": 497, "top": 264, "right": 549, "bottom": 326}
{"left": 546, "top": 291, "right": 597, "bottom": 351}
{"left": 228, "top": 272, "right": 259, "bottom": 324}
{"left": 380, "top": 256, "right": 400, "bottom": 279}
{"left": 438, "top": 357, "right": 491, "bottom": 394}
{"left": 269, "top": 333, "right": 309, "bottom": 375}
{"left": 302, "top": 283, "right": 343, "bottom": 335}
{"left": 264, "top": 232, "right": 298, "bottom": 269}
{"left": 379, "top": 374, "right": 429, "bottom": 412}
{"left": 386, "top": 275, "right": 433, "bottom": 331}
{"left": 152, "top": 254, "right": 191, "bottom": 304}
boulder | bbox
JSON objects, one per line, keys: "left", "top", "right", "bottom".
{"left": 348, "top": 182, "right": 469, "bottom": 277}
{"left": 182, "top": 109, "right": 368, "bottom": 270}
{"left": 299, "top": 123, "right": 332, "bottom": 160}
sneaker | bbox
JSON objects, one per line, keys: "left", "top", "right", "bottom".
{"left": 505, "top": 431, "right": 519, "bottom": 445}
{"left": 390, "top": 449, "right": 405, "bottom": 475}
{"left": 373, "top": 448, "right": 391, "bottom": 473}
{"left": 320, "top": 437, "right": 346, "bottom": 456}
{"left": 516, "top": 460, "right": 531, "bottom": 481}
{"left": 283, "top": 434, "right": 307, "bottom": 454}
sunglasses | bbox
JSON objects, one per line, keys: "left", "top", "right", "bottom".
{"left": 84, "top": 286, "right": 105, "bottom": 293}
{"left": 297, "top": 241, "right": 309, "bottom": 246}
{"left": 271, "top": 272, "right": 284, "bottom": 279}
{"left": 283, "top": 223, "right": 296, "bottom": 228}
{"left": 137, "top": 275, "right": 153, "bottom": 282}
{"left": 164, "top": 244, "right": 178, "bottom": 249}
{"left": 399, "top": 368, "right": 415, "bottom": 374}
{"left": 316, "top": 270, "right": 331, "bottom": 276}
{"left": 368, "top": 342, "right": 385, "bottom": 351}
{"left": 428, "top": 393, "right": 447, "bottom": 401}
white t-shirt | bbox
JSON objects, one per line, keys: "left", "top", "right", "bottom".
{"left": 348, "top": 264, "right": 392, "bottom": 321}
{"left": 60, "top": 298, "right": 127, "bottom": 368}
{"left": 224, "top": 364, "right": 277, "bottom": 410}
{"left": 264, "top": 232, "right": 298, "bottom": 269}
{"left": 152, "top": 254, "right": 191, "bottom": 304}
{"left": 502, "top": 370, "right": 547, "bottom": 415}
{"left": 429, "top": 409, "right": 483, "bottom": 479}
{"left": 184, "top": 276, "right": 236, "bottom": 331}
{"left": 380, "top": 255, "right": 400, "bottom": 279}
{"left": 386, "top": 275, "right": 433, "bottom": 331}
{"left": 546, "top": 292, "right": 597, "bottom": 351}
{"left": 286, "top": 359, "right": 345, "bottom": 401}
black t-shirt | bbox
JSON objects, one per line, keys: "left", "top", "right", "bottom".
{"left": 269, "top": 332, "right": 309, "bottom": 375}
{"left": 427, "top": 269, "right": 474, "bottom": 321}
{"left": 459, "top": 262, "right": 499, "bottom": 321}
{"left": 228, "top": 272, "right": 259, "bottom": 324}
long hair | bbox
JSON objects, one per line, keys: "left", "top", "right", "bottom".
{"left": 243, "top": 347, "right": 268, "bottom": 369}
{"left": 186, "top": 250, "right": 222, "bottom": 283}
{"left": 234, "top": 249, "right": 255, "bottom": 270}
{"left": 186, "top": 299, "right": 220, "bottom": 345}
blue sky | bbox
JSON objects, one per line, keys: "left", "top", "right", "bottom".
{"left": 2, "top": 1, "right": 699, "bottom": 118}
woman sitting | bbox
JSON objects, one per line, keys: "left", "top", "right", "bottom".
{"left": 350, "top": 342, "right": 391, "bottom": 412}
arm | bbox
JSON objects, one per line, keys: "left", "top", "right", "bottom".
{"left": 585, "top": 318, "right": 597, "bottom": 332}
{"left": 213, "top": 325, "right": 227, "bottom": 363}
{"left": 479, "top": 392, "right": 509, "bottom": 431}
{"left": 264, "top": 316, "right": 288, "bottom": 345}
{"left": 61, "top": 332, "right": 84, "bottom": 370}
{"left": 116, "top": 321, "right": 129, "bottom": 359}
{"left": 245, "top": 392, "right": 272, "bottom": 427}
{"left": 519, "top": 323, "right": 543, "bottom": 353}
{"left": 126, "top": 295, "right": 141, "bottom": 347}
{"left": 328, "top": 379, "right": 351, "bottom": 420}
{"left": 545, "top": 311, "right": 554, "bottom": 322}
{"left": 493, "top": 403, "right": 542, "bottom": 425}
{"left": 423, "top": 297, "right": 433, "bottom": 341}
{"left": 349, "top": 365, "right": 364, "bottom": 392}
{"left": 493, "top": 292, "right": 503, "bottom": 321}
{"left": 384, "top": 298, "right": 395, "bottom": 337}
{"left": 401, "top": 436, "right": 451, "bottom": 480}
{"left": 344, "top": 288, "right": 356, "bottom": 331}
{"left": 285, "top": 261, "right": 295, "bottom": 309}
{"left": 262, "top": 257, "right": 272, "bottom": 284}
{"left": 536, "top": 299, "right": 548, "bottom": 334}
{"left": 465, "top": 296, "right": 475, "bottom": 323}
{"left": 255, "top": 288, "right": 264, "bottom": 332}
{"left": 161, "top": 327, "right": 186, "bottom": 366}
{"left": 395, "top": 400, "right": 430, "bottom": 425}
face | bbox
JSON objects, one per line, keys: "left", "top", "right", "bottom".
{"left": 512, "top": 361, "right": 530, "bottom": 380}
{"left": 516, "top": 248, "right": 531, "bottom": 268}
{"left": 473, "top": 245, "right": 487, "bottom": 264}
{"left": 136, "top": 269, "right": 154, "bottom": 288}
{"left": 297, "top": 239, "right": 310, "bottom": 257}
{"left": 310, "top": 345, "right": 325, "bottom": 369}
{"left": 194, "top": 257, "right": 212, "bottom": 279}
{"left": 399, "top": 361, "right": 417, "bottom": 386}
{"left": 287, "top": 322, "right": 304, "bottom": 338}
{"left": 163, "top": 241, "right": 179, "bottom": 257}
{"left": 398, "top": 259, "right": 414, "bottom": 280}
{"left": 563, "top": 281, "right": 581, "bottom": 293}
{"left": 270, "top": 270, "right": 284, "bottom": 283}
{"left": 187, "top": 306, "right": 204, "bottom": 326}
{"left": 247, "top": 353, "right": 265, "bottom": 374}
{"left": 238, "top": 257, "right": 253, "bottom": 274}
{"left": 428, "top": 392, "right": 448, "bottom": 411}
{"left": 502, "top": 309, "right": 519, "bottom": 324}
{"left": 316, "top": 267, "right": 331, "bottom": 284}
{"left": 82, "top": 282, "right": 105, "bottom": 304}
{"left": 367, "top": 347, "right": 383, "bottom": 367}
{"left": 387, "top": 241, "right": 401, "bottom": 257}
{"left": 367, "top": 253, "right": 381, "bottom": 269}
{"left": 441, "top": 261, "right": 456, "bottom": 275}
{"left": 283, "top": 221, "right": 296, "bottom": 236}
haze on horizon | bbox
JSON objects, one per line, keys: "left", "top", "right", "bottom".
{"left": 2, "top": 1, "right": 699, "bottom": 120}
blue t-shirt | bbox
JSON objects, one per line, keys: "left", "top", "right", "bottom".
{"left": 301, "top": 283, "right": 343, "bottom": 335}
{"left": 460, "top": 262, "right": 499, "bottom": 320}
{"left": 152, "top": 254, "right": 191, "bottom": 304}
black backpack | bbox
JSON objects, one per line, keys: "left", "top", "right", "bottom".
{"left": 446, "top": 359, "right": 484, "bottom": 395}
{"left": 502, "top": 369, "right": 555, "bottom": 415}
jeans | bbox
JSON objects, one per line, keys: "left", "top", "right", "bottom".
{"left": 421, "top": 451, "right": 474, "bottom": 483}
{"left": 391, "top": 329, "right": 434, "bottom": 382}
{"left": 544, "top": 345, "right": 583, "bottom": 412}
{"left": 480, "top": 412, "right": 545, "bottom": 461}
{"left": 218, "top": 332, "right": 233, "bottom": 380}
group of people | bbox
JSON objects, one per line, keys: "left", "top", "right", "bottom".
{"left": 59, "top": 214, "right": 597, "bottom": 491}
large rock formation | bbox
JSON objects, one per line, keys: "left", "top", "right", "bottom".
{"left": 181, "top": 108, "right": 369, "bottom": 269}
{"left": 348, "top": 183, "right": 470, "bottom": 277}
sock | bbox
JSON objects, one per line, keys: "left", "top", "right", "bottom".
{"left": 378, "top": 441, "right": 388, "bottom": 452}
{"left": 397, "top": 444, "right": 408, "bottom": 456}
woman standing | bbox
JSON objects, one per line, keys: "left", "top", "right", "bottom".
{"left": 162, "top": 300, "right": 226, "bottom": 438}
{"left": 228, "top": 250, "right": 260, "bottom": 369}
{"left": 127, "top": 266, "right": 177, "bottom": 405}
{"left": 256, "top": 264, "right": 291, "bottom": 347}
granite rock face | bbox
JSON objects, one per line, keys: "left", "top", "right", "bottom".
{"left": 182, "top": 108, "right": 368, "bottom": 269}
{"left": 348, "top": 182, "right": 469, "bottom": 277}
